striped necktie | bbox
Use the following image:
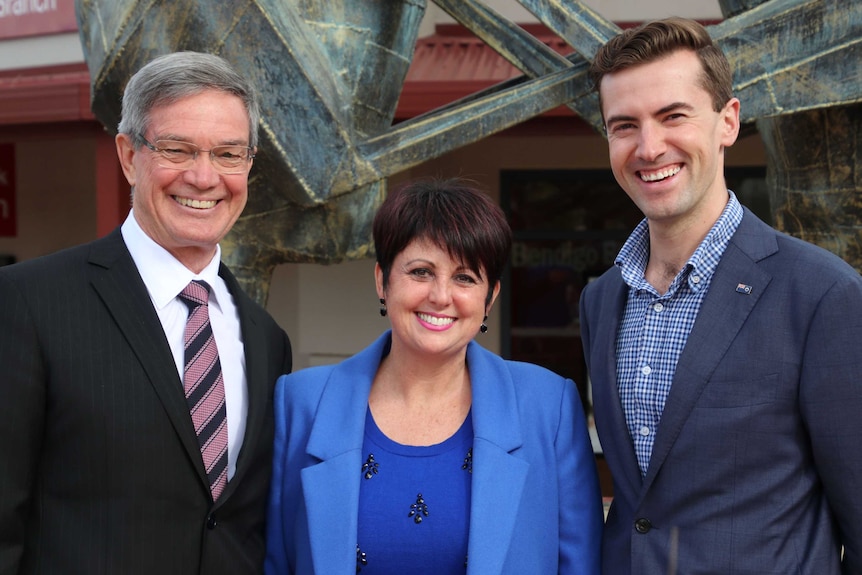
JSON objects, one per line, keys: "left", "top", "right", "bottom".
{"left": 179, "top": 280, "right": 228, "bottom": 500}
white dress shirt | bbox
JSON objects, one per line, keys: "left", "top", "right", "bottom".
{"left": 121, "top": 211, "right": 247, "bottom": 481}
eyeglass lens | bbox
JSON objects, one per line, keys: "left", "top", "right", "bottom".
{"left": 150, "top": 139, "right": 253, "bottom": 174}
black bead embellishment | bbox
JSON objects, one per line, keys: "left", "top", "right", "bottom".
{"left": 408, "top": 493, "right": 429, "bottom": 524}
{"left": 356, "top": 544, "right": 367, "bottom": 573}
{"left": 362, "top": 453, "right": 379, "bottom": 479}
{"left": 462, "top": 448, "right": 473, "bottom": 473}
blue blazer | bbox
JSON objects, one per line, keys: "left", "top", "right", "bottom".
{"left": 265, "top": 331, "right": 602, "bottom": 574}
{"left": 580, "top": 208, "right": 862, "bottom": 574}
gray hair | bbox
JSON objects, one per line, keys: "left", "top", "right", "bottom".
{"left": 117, "top": 51, "right": 261, "bottom": 147}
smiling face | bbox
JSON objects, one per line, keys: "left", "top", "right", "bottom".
{"left": 376, "top": 238, "right": 499, "bottom": 363}
{"left": 115, "top": 90, "right": 253, "bottom": 272}
{"left": 600, "top": 49, "right": 740, "bottom": 234}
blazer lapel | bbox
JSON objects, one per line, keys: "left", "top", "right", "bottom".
{"left": 301, "top": 452, "right": 363, "bottom": 575}
{"left": 218, "top": 265, "right": 263, "bottom": 495}
{"left": 642, "top": 211, "right": 776, "bottom": 491}
{"left": 588, "top": 273, "right": 644, "bottom": 499}
{"left": 87, "top": 231, "right": 206, "bottom": 487}
{"left": 302, "top": 338, "right": 381, "bottom": 575}
{"left": 466, "top": 342, "right": 529, "bottom": 575}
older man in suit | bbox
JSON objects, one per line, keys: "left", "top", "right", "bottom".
{"left": 580, "top": 17, "right": 862, "bottom": 574}
{"left": 0, "top": 52, "right": 292, "bottom": 575}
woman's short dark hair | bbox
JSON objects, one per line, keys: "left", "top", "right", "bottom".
{"left": 373, "top": 178, "right": 512, "bottom": 305}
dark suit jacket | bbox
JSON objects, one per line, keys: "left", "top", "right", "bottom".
{"left": 580, "top": 208, "right": 862, "bottom": 575}
{"left": 0, "top": 229, "right": 292, "bottom": 575}
{"left": 265, "top": 331, "right": 603, "bottom": 575}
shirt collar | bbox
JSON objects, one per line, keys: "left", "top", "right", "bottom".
{"left": 615, "top": 191, "right": 743, "bottom": 292}
{"left": 121, "top": 210, "right": 223, "bottom": 311}
{"left": 685, "top": 191, "right": 743, "bottom": 288}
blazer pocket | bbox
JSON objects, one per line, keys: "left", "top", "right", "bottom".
{"left": 697, "top": 373, "right": 780, "bottom": 408}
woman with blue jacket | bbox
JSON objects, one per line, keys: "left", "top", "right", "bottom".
{"left": 265, "top": 178, "right": 602, "bottom": 574}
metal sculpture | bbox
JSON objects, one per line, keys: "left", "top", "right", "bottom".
{"left": 74, "top": 0, "right": 862, "bottom": 304}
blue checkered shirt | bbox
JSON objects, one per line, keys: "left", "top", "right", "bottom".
{"left": 615, "top": 191, "right": 743, "bottom": 476}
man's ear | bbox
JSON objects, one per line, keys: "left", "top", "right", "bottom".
{"left": 720, "top": 97, "right": 741, "bottom": 149}
{"left": 115, "top": 133, "right": 137, "bottom": 187}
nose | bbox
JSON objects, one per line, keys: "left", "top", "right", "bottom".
{"left": 636, "top": 122, "right": 666, "bottom": 163}
{"left": 182, "top": 153, "right": 222, "bottom": 189}
{"left": 428, "top": 277, "right": 452, "bottom": 305}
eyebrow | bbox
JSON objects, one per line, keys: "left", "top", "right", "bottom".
{"left": 154, "top": 134, "right": 249, "bottom": 146}
{"left": 605, "top": 101, "right": 694, "bottom": 127}
{"left": 657, "top": 101, "right": 695, "bottom": 115}
{"left": 403, "top": 258, "right": 475, "bottom": 274}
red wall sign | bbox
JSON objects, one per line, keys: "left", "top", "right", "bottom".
{"left": 0, "top": 0, "right": 77, "bottom": 41}
{"left": 0, "top": 143, "right": 16, "bottom": 237}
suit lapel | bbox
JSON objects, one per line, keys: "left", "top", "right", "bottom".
{"left": 218, "top": 265, "right": 262, "bottom": 495}
{"left": 87, "top": 230, "right": 207, "bottom": 487}
{"left": 465, "top": 342, "right": 529, "bottom": 575}
{"left": 588, "top": 273, "right": 644, "bottom": 498}
{"left": 302, "top": 338, "right": 380, "bottom": 575}
{"left": 642, "top": 212, "right": 776, "bottom": 490}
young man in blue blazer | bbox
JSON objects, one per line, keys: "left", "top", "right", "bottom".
{"left": 581, "top": 17, "right": 862, "bottom": 574}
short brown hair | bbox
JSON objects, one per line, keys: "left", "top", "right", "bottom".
{"left": 589, "top": 17, "right": 733, "bottom": 114}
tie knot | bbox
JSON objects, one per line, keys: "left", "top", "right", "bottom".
{"left": 179, "top": 280, "right": 211, "bottom": 310}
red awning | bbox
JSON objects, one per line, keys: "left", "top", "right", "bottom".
{"left": 0, "top": 62, "right": 93, "bottom": 125}
{"left": 395, "top": 24, "right": 577, "bottom": 120}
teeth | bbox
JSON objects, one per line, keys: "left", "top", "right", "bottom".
{"left": 175, "top": 196, "right": 217, "bottom": 209}
{"left": 640, "top": 166, "right": 681, "bottom": 182}
{"left": 418, "top": 313, "right": 454, "bottom": 326}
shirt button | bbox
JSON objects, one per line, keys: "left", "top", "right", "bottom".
{"left": 653, "top": 302, "right": 664, "bottom": 312}
{"left": 639, "top": 426, "right": 650, "bottom": 436}
{"left": 692, "top": 275, "right": 701, "bottom": 284}
{"left": 641, "top": 365, "right": 652, "bottom": 376}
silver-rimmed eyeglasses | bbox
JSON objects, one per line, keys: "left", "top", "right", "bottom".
{"left": 138, "top": 134, "right": 255, "bottom": 175}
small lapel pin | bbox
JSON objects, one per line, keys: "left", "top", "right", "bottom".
{"left": 736, "top": 283, "right": 753, "bottom": 295}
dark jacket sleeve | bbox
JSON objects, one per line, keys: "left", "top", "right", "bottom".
{"left": 0, "top": 271, "right": 46, "bottom": 575}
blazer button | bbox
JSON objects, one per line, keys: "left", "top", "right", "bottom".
{"left": 206, "top": 515, "right": 218, "bottom": 530}
{"left": 634, "top": 518, "right": 652, "bottom": 534}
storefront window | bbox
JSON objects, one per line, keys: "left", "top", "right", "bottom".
{"left": 500, "top": 167, "right": 768, "bottom": 414}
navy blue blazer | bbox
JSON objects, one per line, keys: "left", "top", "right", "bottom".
{"left": 580, "top": 208, "right": 862, "bottom": 574}
{"left": 265, "top": 331, "right": 602, "bottom": 574}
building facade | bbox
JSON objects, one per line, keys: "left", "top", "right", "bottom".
{"left": 0, "top": 1, "right": 767, "bottom": 428}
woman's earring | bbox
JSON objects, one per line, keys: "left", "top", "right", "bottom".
{"left": 480, "top": 315, "right": 488, "bottom": 334}
{"left": 379, "top": 298, "right": 387, "bottom": 317}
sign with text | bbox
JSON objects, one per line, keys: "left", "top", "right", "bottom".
{"left": 0, "top": 143, "right": 16, "bottom": 237}
{"left": 0, "top": 0, "right": 77, "bottom": 40}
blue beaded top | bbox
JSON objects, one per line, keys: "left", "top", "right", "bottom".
{"left": 356, "top": 408, "right": 473, "bottom": 574}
